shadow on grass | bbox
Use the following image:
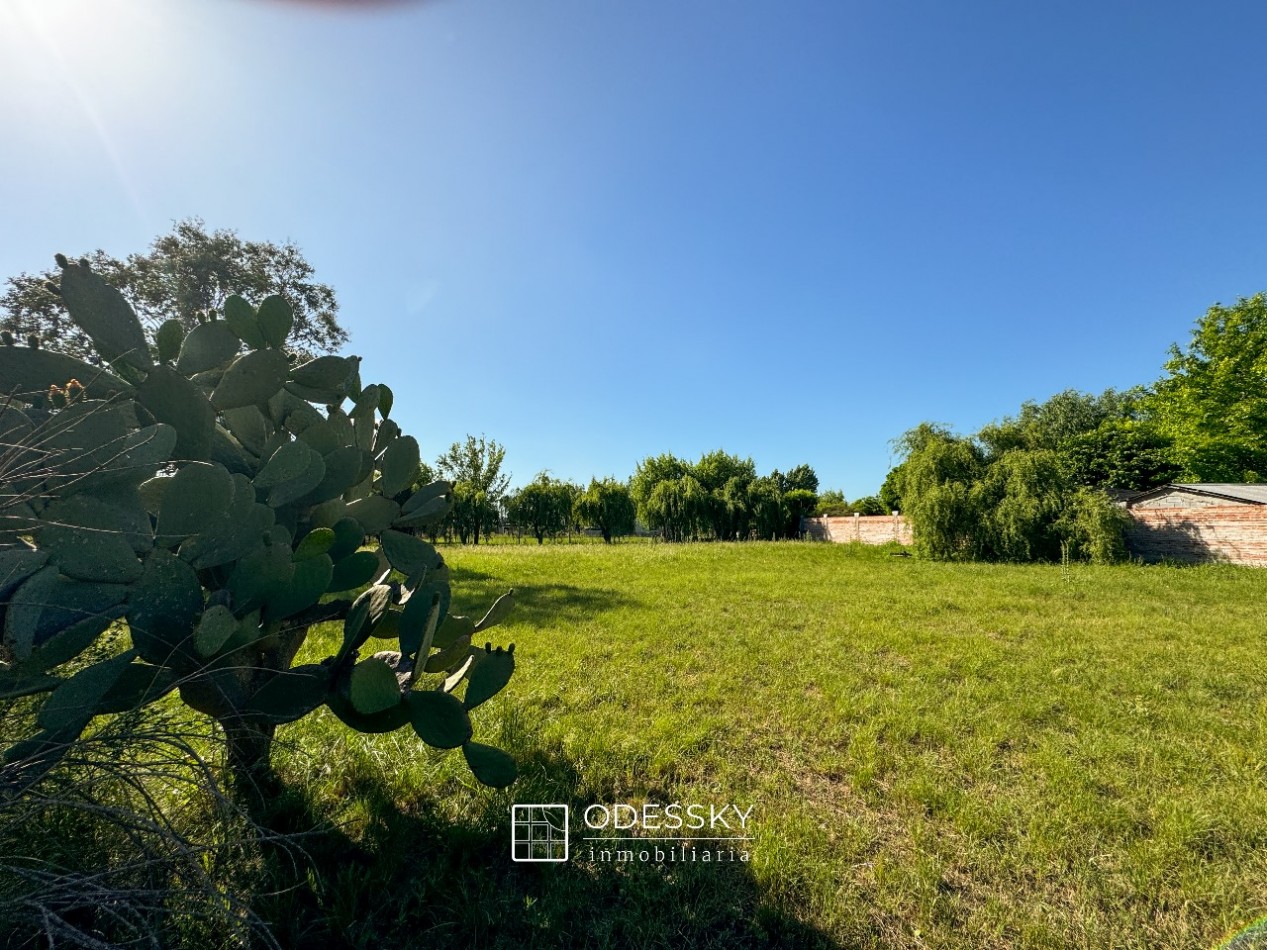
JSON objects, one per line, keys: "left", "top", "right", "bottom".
{"left": 251, "top": 736, "right": 839, "bottom": 950}
{"left": 447, "top": 572, "right": 641, "bottom": 632}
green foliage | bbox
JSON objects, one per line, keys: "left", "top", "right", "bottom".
{"left": 0, "top": 218, "right": 346, "bottom": 362}
{"left": 631, "top": 451, "right": 818, "bottom": 541}
{"left": 1147, "top": 293, "right": 1267, "bottom": 481}
{"left": 506, "top": 473, "right": 577, "bottom": 543}
{"left": 977, "top": 449, "right": 1068, "bottom": 562}
{"left": 643, "top": 473, "right": 708, "bottom": 542}
{"left": 893, "top": 422, "right": 1129, "bottom": 563}
{"left": 1057, "top": 487, "right": 1132, "bottom": 565}
{"left": 0, "top": 257, "right": 517, "bottom": 788}
{"left": 575, "top": 478, "right": 636, "bottom": 543}
{"left": 814, "top": 489, "right": 850, "bottom": 516}
{"left": 850, "top": 495, "right": 888, "bottom": 516}
{"left": 780, "top": 463, "right": 820, "bottom": 494}
{"left": 629, "top": 452, "right": 690, "bottom": 516}
{"left": 434, "top": 435, "right": 510, "bottom": 544}
{"left": 1062, "top": 420, "right": 1180, "bottom": 491}
{"left": 783, "top": 487, "right": 818, "bottom": 535}
{"left": 893, "top": 424, "right": 988, "bottom": 560}
{"left": 747, "top": 475, "right": 786, "bottom": 540}
{"left": 977, "top": 388, "right": 1133, "bottom": 456}
{"left": 879, "top": 462, "right": 904, "bottom": 513}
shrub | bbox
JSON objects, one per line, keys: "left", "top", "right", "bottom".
{"left": 0, "top": 256, "right": 519, "bottom": 794}
{"left": 1058, "top": 488, "right": 1131, "bottom": 564}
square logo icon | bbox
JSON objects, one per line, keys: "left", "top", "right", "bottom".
{"left": 511, "top": 804, "right": 569, "bottom": 862}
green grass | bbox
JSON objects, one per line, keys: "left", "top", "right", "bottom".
{"left": 253, "top": 541, "right": 1267, "bottom": 949}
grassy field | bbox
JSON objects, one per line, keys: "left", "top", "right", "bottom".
{"left": 247, "top": 541, "right": 1267, "bottom": 949}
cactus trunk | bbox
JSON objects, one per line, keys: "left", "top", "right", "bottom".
{"left": 223, "top": 715, "right": 278, "bottom": 793}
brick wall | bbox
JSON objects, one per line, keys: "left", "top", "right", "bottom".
{"left": 807, "top": 506, "right": 1267, "bottom": 565}
{"left": 1130, "top": 489, "right": 1241, "bottom": 509}
{"left": 1125, "top": 505, "right": 1267, "bottom": 566}
{"left": 803, "top": 514, "right": 912, "bottom": 546}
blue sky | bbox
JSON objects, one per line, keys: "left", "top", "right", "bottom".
{"left": 3, "top": 0, "right": 1266, "bottom": 496}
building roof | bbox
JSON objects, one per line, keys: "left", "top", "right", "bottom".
{"left": 1126, "top": 483, "right": 1267, "bottom": 507}
{"left": 1102, "top": 487, "right": 1143, "bottom": 505}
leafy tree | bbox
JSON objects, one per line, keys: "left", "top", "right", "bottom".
{"left": 879, "top": 464, "right": 904, "bottom": 513}
{"left": 1, "top": 218, "right": 346, "bottom": 362}
{"left": 448, "top": 484, "right": 500, "bottom": 545}
{"left": 893, "top": 424, "right": 988, "bottom": 560}
{"left": 575, "top": 478, "right": 636, "bottom": 543}
{"left": 690, "top": 450, "right": 755, "bottom": 539}
{"left": 814, "top": 489, "right": 850, "bottom": 516}
{"left": 507, "top": 473, "right": 576, "bottom": 544}
{"left": 1057, "top": 488, "right": 1133, "bottom": 564}
{"left": 630, "top": 452, "right": 690, "bottom": 521}
{"left": 719, "top": 476, "right": 753, "bottom": 540}
{"left": 747, "top": 476, "right": 786, "bottom": 540}
{"left": 780, "top": 463, "right": 819, "bottom": 494}
{"left": 434, "top": 435, "right": 510, "bottom": 545}
{"left": 1147, "top": 293, "right": 1267, "bottom": 481}
{"left": 644, "top": 478, "right": 690, "bottom": 541}
{"left": 693, "top": 450, "right": 756, "bottom": 493}
{"left": 977, "top": 388, "right": 1132, "bottom": 457}
{"left": 893, "top": 422, "right": 1128, "bottom": 563}
{"left": 1063, "top": 421, "right": 1180, "bottom": 491}
{"left": 783, "top": 488, "right": 818, "bottom": 537}
{"left": 977, "top": 449, "right": 1068, "bottom": 562}
{"left": 850, "top": 495, "right": 888, "bottom": 516}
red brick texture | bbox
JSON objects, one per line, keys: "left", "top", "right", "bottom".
{"left": 807, "top": 507, "right": 1267, "bottom": 566}
{"left": 803, "top": 515, "right": 913, "bottom": 546}
{"left": 1124, "top": 505, "right": 1267, "bottom": 566}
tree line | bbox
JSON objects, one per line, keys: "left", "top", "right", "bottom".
{"left": 884, "top": 292, "right": 1267, "bottom": 562}
{"left": 9, "top": 221, "right": 1264, "bottom": 560}
{"left": 414, "top": 439, "right": 828, "bottom": 545}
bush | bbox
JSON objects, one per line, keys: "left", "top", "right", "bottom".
{"left": 1058, "top": 488, "right": 1131, "bottom": 564}
{"left": 0, "top": 257, "right": 520, "bottom": 796}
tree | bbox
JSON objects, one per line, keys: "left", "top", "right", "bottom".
{"left": 1, "top": 218, "right": 347, "bottom": 362}
{"left": 850, "top": 495, "right": 888, "bottom": 516}
{"left": 892, "top": 422, "right": 1128, "bottom": 563}
{"left": 630, "top": 452, "right": 690, "bottom": 525}
{"left": 1063, "top": 420, "right": 1180, "bottom": 491}
{"left": 0, "top": 259, "right": 520, "bottom": 799}
{"left": 783, "top": 488, "right": 818, "bottom": 537}
{"left": 507, "top": 473, "right": 576, "bottom": 544}
{"left": 434, "top": 435, "right": 510, "bottom": 545}
{"left": 893, "top": 423, "right": 988, "bottom": 560}
{"left": 692, "top": 451, "right": 756, "bottom": 540}
{"left": 747, "top": 476, "right": 786, "bottom": 540}
{"left": 575, "top": 478, "right": 636, "bottom": 543}
{"left": 1147, "top": 293, "right": 1267, "bottom": 481}
{"left": 976, "top": 449, "right": 1069, "bottom": 562}
{"left": 780, "top": 463, "right": 819, "bottom": 494}
{"left": 879, "top": 464, "right": 904, "bottom": 513}
{"left": 814, "top": 489, "right": 850, "bottom": 516}
{"left": 977, "top": 388, "right": 1132, "bottom": 457}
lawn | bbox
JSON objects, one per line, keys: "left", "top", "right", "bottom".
{"left": 261, "top": 541, "right": 1267, "bottom": 949}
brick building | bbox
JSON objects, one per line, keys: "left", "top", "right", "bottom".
{"left": 1124, "top": 483, "right": 1267, "bottom": 566}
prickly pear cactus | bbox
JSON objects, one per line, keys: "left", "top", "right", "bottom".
{"left": 0, "top": 257, "right": 518, "bottom": 788}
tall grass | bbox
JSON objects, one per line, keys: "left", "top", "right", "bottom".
{"left": 257, "top": 542, "right": 1267, "bottom": 949}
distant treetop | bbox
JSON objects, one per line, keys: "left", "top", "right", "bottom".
{"left": 1, "top": 217, "right": 348, "bottom": 363}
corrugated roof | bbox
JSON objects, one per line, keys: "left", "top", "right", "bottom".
{"left": 1175, "top": 483, "right": 1267, "bottom": 503}
{"left": 1129, "top": 483, "right": 1267, "bottom": 506}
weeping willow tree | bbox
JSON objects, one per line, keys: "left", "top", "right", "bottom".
{"left": 977, "top": 449, "right": 1068, "bottom": 562}
{"left": 893, "top": 424, "right": 988, "bottom": 560}
{"left": 892, "top": 423, "right": 1126, "bottom": 563}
